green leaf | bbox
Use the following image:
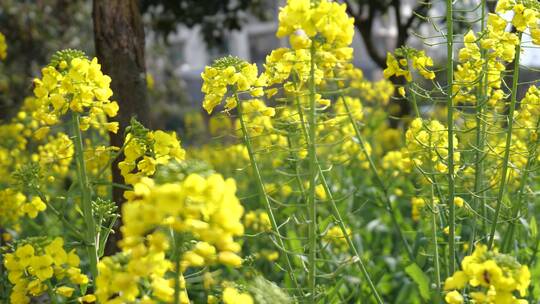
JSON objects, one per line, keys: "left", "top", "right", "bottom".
{"left": 405, "top": 263, "right": 430, "bottom": 300}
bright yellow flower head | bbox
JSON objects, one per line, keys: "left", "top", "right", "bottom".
{"left": 30, "top": 255, "right": 54, "bottom": 281}
{"left": 384, "top": 48, "right": 435, "bottom": 82}
{"left": 222, "top": 287, "right": 254, "bottom": 304}
{"left": 119, "top": 124, "right": 185, "bottom": 186}
{"left": 201, "top": 56, "right": 264, "bottom": 114}
{"left": 444, "top": 244, "right": 531, "bottom": 303}
{"left": 120, "top": 173, "right": 245, "bottom": 271}
{"left": 277, "top": 0, "right": 354, "bottom": 48}
{"left": 32, "top": 52, "right": 119, "bottom": 133}
{"left": 445, "top": 290, "right": 464, "bottom": 304}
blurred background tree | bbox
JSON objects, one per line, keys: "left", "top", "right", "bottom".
{"left": 0, "top": 0, "right": 92, "bottom": 120}
{"left": 344, "top": 0, "right": 433, "bottom": 68}
{"left": 0, "top": 0, "right": 444, "bottom": 121}
{"left": 140, "top": 0, "right": 267, "bottom": 47}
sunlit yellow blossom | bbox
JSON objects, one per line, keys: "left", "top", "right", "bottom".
{"left": 445, "top": 290, "right": 464, "bottom": 304}
{"left": 201, "top": 56, "right": 264, "bottom": 113}
{"left": 32, "top": 54, "right": 118, "bottom": 133}
{"left": 445, "top": 245, "right": 531, "bottom": 303}
{"left": 222, "top": 287, "right": 253, "bottom": 304}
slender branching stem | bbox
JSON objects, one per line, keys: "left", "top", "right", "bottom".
{"left": 445, "top": 0, "right": 457, "bottom": 274}
{"left": 235, "top": 94, "right": 301, "bottom": 295}
{"left": 431, "top": 184, "right": 442, "bottom": 293}
{"left": 307, "top": 43, "right": 318, "bottom": 302}
{"left": 469, "top": 0, "right": 489, "bottom": 253}
{"left": 342, "top": 97, "right": 414, "bottom": 261}
{"left": 501, "top": 117, "right": 540, "bottom": 252}
{"left": 317, "top": 163, "right": 384, "bottom": 303}
{"left": 488, "top": 32, "right": 523, "bottom": 249}
{"left": 71, "top": 113, "right": 99, "bottom": 279}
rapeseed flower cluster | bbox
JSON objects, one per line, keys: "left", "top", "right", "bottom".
{"left": 32, "top": 55, "right": 119, "bottom": 135}
{"left": 222, "top": 286, "right": 254, "bottom": 304}
{"left": 95, "top": 173, "right": 247, "bottom": 303}
{"left": 95, "top": 251, "right": 187, "bottom": 303}
{"left": 444, "top": 245, "right": 531, "bottom": 304}
{"left": 120, "top": 174, "right": 245, "bottom": 269}
{"left": 496, "top": 0, "right": 539, "bottom": 32}
{"left": 201, "top": 56, "right": 265, "bottom": 114}
{"left": 383, "top": 47, "right": 436, "bottom": 82}
{"left": 277, "top": 0, "right": 354, "bottom": 52}
{"left": 322, "top": 225, "right": 352, "bottom": 253}
{"left": 37, "top": 132, "right": 74, "bottom": 177}
{"left": 382, "top": 150, "right": 413, "bottom": 177}
{"left": 118, "top": 125, "right": 185, "bottom": 185}
{"left": 0, "top": 190, "right": 45, "bottom": 228}
{"left": 235, "top": 99, "right": 276, "bottom": 137}
{"left": 323, "top": 97, "right": 372, "bottom": 167}
{"left": 262, "top": 0, "right": 355, "bottom": 88}
{"left": 244, "top": 210, "right": 272, "bottom": 233}
{"left": 453, "top": 15, "right": 518, "bottom": 105}
{"left": 405, "top": 118, "right": 460, "bottom": 174}
{"left": 3, "top": 238, "right": 91, "bottom": 303}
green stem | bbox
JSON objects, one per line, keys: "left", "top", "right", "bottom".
{"left": 307, "top": 43, "right": 318, "bottom": 302}
{"left": 501, "top": 117, "right": 540, "bottom": 252}
{"left": 426, "top": 130, "right": 441, "bottom": 295}
{"left": 317, "top": 164, "right": 384, "bottom": 303}
{"left": 469, "top": 0, "right": 488, "bottom": 253}
{"left": 287, "top": 125, "right": 384, "bottom": 303}
{"left": 72, "top": 113, "right": 99, "bottom": 279}
{"left": 235, "top": 95, "right": 301, "bottom": 295}
{"left": 34, "top": 189, "right": 84, "bottom": 240}
{"left": 292, "top": 83, "right": 383, "bottom": 302}
{"left": 172, "top": 230, "right": 184, "bottom": 304}
{"left": 445, "top": 0, "right": 456, "bottom": 274}
{"left": 487, "top": 32, "right": 523, "bottom": 249}
{"left": 46, "top": 281, "right": 58, "bottom": 304}
{"left": 342, "top": 97, "right": 414, "bottom": 261}
{"left": 174, "top": 257, "right": 181, "bottom": 304}
{"left": 407, "top": 84, "right": 421, "bottom": 118}
{"left": 431, "top": 184, "right": 441, "bottom": 294}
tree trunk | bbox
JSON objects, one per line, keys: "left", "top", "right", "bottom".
{"left": 93, "top": 0, "right": 150, "bottom": 254}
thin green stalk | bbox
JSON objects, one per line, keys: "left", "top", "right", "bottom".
{"left": 469, "top": 0, "right": 489, "bottom": 254}
{"left": 501, "top": 117, "right": 540, "bottom": 252}
{"left": 292, "top": 86, "right": 383, "bottom": 302}
{"left": 527, "top": 236, "right": 540, "bottom": 302}
{"left": 426, "top": 131, "right": 441, "bottom": 295}
{"left": 174, "top": 256, "right": 181, "bottom": 304}
{"left": 317, "top": 164, "right": 384, "bottom": 303}
{"left": 235, "top": 95, "right": 301, "bottom": 295}
{"left": 34, "top": 189, "right": 84, "bottom": 240}
{"left": 431, "top": 184, "right": 441, "bottom": 293}
{"left": 46, "top": 281, "right": 58, "bottom": 304}
{"left": 487, "top": 32, "right": 523, "bottom": 249}
{"left": 286, "top": 135, "right": 306, "bottom": 196}
{"left": 71, "top": 113, "right": 98, "bottom": 279}
{"left": 287, "top": 129, "right": 384, "bottom": 303}
{"left": 171, "top": 230, "right": 187, "bottom": 304}
{"left": 342, "top": 97, "right": 413, "bottom": 261}
{"left": 98, "top": 214, "right": 119, "bottom": 257}
{"left": 307, "top": 43, "right": 318, "bottom": 302}
{"left": 445, "top": 0, "right": 457, "bottom": 274}
{"left": 407, "top": 84, "right": 421, "bottom": 118}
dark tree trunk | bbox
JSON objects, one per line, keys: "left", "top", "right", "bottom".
{"left": 93, "top": 0, "right": 150, "bottom": 254}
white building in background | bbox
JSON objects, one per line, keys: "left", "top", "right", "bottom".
{"left": 147, "top": 0, "right": 540, "bottom": 105}
{"left": 146, "top": 0, "right": 417, "bottom": 105}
